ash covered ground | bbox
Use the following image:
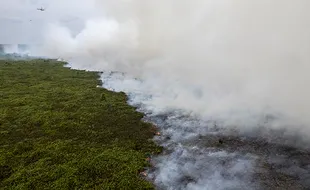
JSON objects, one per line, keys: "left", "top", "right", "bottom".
{"left": 147, "top": 115, "right": 310, "bottom": 190}
{"left": 100, "top": 71, "right": 310, "bottom": 190}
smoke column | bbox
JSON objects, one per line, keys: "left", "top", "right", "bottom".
{"left": 1, "top": 1, "right": 307, "bottom": 189}
{"left": 39, "top": 0, "right": 310, "bottom": 138}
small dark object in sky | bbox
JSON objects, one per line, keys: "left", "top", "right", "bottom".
{"left": 37, "top": 7, "right": 45, "bottom": 11}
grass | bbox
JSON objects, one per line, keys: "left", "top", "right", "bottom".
{"left": 0, "top": 59, "right": 162, "bottom": 189}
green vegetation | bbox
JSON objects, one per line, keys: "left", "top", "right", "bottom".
{"left": 0, "top": 59, "right": 161, "bottom": 189}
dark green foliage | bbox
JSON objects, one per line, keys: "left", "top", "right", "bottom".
{"left": 0, "top": 59, "right": 161, "bottom": 189}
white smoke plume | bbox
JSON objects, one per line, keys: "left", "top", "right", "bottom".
{"left": 3, "top": 1, "right": 310, "bottom": 189}
{"left": 39, "top": 0, "right": 310, "bottom": 137}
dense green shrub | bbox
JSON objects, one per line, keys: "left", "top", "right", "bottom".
{"left": 0, "top": 60, "right": 161, "bottom": 189}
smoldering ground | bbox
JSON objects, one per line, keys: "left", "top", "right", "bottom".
{"left": 100, "top": 71, "right": 310, "bottom": 190}
{"left": 4, "top": 0, "right": 310, "bottom": 189}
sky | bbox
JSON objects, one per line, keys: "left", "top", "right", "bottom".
{"left": 0, "top": 0, "right": 97, "bottom": 44}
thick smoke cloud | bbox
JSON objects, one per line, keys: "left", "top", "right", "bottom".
{"left": 40, "top": 0, "right": 310, "bottom": 137}
{"left": 4, "top": 1, "right": 310, "bottom": 189}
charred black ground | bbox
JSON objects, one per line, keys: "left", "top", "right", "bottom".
{"left": 148, "top": 118, "right": 310, "bottom": 190}
{"left": 100, "top": 70, "right": 310, "bottom": 190}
